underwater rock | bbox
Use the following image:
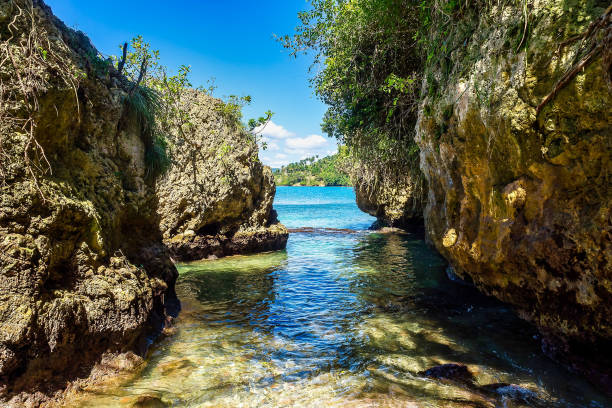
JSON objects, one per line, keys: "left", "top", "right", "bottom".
{"left": 478, "top": 383, "right": 551, "bottom": 407}
{"left": 157, "top": 357, "right": 196, "bottom": 376}
{"left": 127, "top": 394, "right": 169, "bottom": 408}
{"left": 419, "top": 363, "right": 475, "bottom": 384}
{"left": 421, "top": 366, "right": 548, "bottom": 406}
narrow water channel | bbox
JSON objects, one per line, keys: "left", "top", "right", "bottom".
{"left": 75, "top": 187, "right": 611, "bottom": 407}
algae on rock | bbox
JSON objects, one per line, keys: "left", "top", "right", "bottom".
{"left": 415, "top": 0, "right": 611, "bottom": 390}
{"left": 0, "top": 0, "right": 178, "bottom": 404}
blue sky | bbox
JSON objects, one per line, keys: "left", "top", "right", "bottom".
{"left": 45, "top": 0, "right": 336, "bottom": 168}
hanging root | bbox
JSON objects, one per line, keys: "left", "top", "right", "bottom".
{"left": 603, "top": 12, "right": 612, "bottom": 90}
{"left": 0, "top": 0, "right": 82, "bottom": 197}
{"left": 536, "top": 5, "right": 612, "bottom": 115}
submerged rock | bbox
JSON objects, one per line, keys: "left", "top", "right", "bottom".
{"left": 126, "top": 394, "right": 169, "bottom": 408}
{"left": 157, "top": 357, "right": 197, "bottom": 377}
{"left": 421, "top": 365, "right": 549, "bottom": 406}
{"left": 480, "top": 383, "right": 539, "bottom": 403}
{"left": 156, "top": 91, "right": 288, "bottom": 261}
{"left": 419, "top": 363, "right": 475, "bottom": 384}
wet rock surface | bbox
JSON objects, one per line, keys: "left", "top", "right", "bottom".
{"left": 419, "top": 364, "right": 474, "bottom": 384}
{"left": 420, "top": 364, "right": 550, "bottom": 407}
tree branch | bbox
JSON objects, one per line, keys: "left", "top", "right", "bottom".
{"left": 117, "top": 42, "right": 128, "bottom": 75}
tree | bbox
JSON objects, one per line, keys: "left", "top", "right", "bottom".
{"left": 112, "top": 37, "right": 273, "bottom": 177}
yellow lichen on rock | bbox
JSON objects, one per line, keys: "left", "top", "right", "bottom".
{"left": 442, "top": 229, "right": 458, "bottom": 248}
{"left": 415, "top": 0, "right": 612, "bottom": 390}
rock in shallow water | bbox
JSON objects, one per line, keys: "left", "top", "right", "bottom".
{"left": 124, "top": 394, "right": 169, "bottom": 408}
{"left": 156, "top": 91, "right": 288, "bottom": 261}
{"left": 410, "top": 1, "right": 612, "bottom": 391}
{"left": 0, "top": 0, "right": 179, "bottom": 404}
{"left": 419, "top": 363, "right": 475, "bottom": 384}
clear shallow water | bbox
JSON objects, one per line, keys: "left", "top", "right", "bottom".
{"left": 75, "top": 187, "right": 611, "bottom": 407}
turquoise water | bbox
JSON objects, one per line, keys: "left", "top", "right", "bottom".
{"left": 75, "top": 187, "right": 611, "bottom": 407}
{"left": 275, "top": 186, "right": 375, "bottom": 230}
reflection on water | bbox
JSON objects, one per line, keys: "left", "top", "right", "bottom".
{"left": 73, "top": 188, "right": 611, "bottom": 407}
{"left": 73, "top": 232, "right": 610, "bottom": 407}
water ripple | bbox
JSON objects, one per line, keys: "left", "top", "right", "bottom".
{"left": 72, "top": 188, "right": 612, "bottom": 408}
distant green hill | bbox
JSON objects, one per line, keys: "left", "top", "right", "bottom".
{"left": 273, "top": 147, "right": 351, "bottom": 186}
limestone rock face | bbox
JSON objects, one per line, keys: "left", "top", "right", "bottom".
{"left": 353, "top": 170, "right": 423, "bottom": 230}
{"left": 156, "top": 91, "right": 288, "bottom": 261}
{"left": 0, "top": 0, "right": 178, "bottom": 403}
{"left": 416, "top": 1, "right": 611, "bottom": 389}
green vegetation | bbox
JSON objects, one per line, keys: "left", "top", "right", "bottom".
{"left": 113, "top": 36, "right": 273, "bottom": 177}
{"left": 280, "top": 0, "right": 425, "bottom": 192}
{"left": 280, "top": 0, "right": 491, "bottom": 198}
{"left": 273, "top": 147, "right": 351, "bottom": 186}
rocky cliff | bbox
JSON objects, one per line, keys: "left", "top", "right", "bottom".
{"left": 0, "top": 0, "right": 179, "bottom": 404}
{"left": 415, "top": 0, "right": 611, "bottom": 390}
{"left": 352, "top": 165, "right": 424, "bottom": 230}
{"left": 0, "top": 1, "right": 289, "bottom": 402}
{"left": 156, "top": 91, "right": 288, "bottom": 262}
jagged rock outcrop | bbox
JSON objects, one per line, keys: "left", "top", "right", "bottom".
{"left": 353, "top": 168, "right": 423, "bottom": 230}
{"left": 156, "top": 91, "right": 288, "bottom": 261}
{"left": 416, "top": 1, "right": 611, "bottom": 390}
{"left": 0, "top": 0, "right": 178, "bottom": 404}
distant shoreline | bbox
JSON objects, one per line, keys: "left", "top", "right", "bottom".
{"left": 276, "top": 184, "right": 353, "bottom": 187}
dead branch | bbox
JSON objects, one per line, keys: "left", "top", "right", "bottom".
{"left": 117, "top": 41, "right": 128, "bottom": 75}
{"left": 130, "top": 56, "right": 148, "bottom": 94}
{"left": 536, "top": 44, "right": 602, "bottom": 115}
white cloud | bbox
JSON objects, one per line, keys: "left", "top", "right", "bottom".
{"left": 266, "top": 142, "right": 280, "bottom": 151}
{"left": 257, "top": 123, "right": 339, "bottom": 168}
{"left": 254, "top": 121, "right": 294, "bottom": 139}
{"left": 285, "top": 134, "right": 328, "bottom": 150}
{"left": 263, "top": 158, "right": 290, "bottom": 168}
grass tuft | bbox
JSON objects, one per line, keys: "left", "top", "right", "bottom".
{"left": 123, "top": 86, "right": 171, "bottom": 178}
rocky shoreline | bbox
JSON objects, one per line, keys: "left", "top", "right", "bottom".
{"left": 356, "top": 0, "right": 612, "bottom": 393}
{"left": 165, "top": 223, "right": 288, "bottom": 262}
{"left": 0, "top": 0, "right": 610, "bottom": 403}
{"left": 0, "top": 1, "right": 286, "bottom": 405}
